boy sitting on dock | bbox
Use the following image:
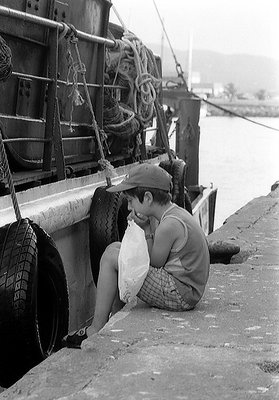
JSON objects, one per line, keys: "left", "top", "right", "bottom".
{"left": 64, "top": 163, "right": 210, "bottom": 348}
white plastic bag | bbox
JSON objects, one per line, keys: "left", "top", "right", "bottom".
{"left": 118, "top": 220, "right": 150, "bottom": 303}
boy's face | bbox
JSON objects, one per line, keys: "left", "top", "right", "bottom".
{"left": 124, "top": 193, "right": 150, "bottom": 217}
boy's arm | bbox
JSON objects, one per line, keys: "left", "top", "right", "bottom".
{"left": 149, "top": 219, "right": 181, "bottom": 268}
{"left": 130, "top": 211, "right": 181, "bottom": 268}
{"left": 128, "top": 210, "right": 156, "bottom": 257}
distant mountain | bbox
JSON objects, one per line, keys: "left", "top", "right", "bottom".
{"left": 147, "top": 44, "right": 279, "bottom": 94}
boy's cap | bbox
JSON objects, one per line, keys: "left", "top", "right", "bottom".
{"left": 106, "top": 163, "right": 172, "bottom": 193}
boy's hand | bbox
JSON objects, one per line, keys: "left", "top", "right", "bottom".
{"left": 128, "top": 210, "right": 150, "bottom": 231}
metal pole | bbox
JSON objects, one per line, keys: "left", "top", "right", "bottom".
{"left": 187, "top": 31, "right": 193, "bottom": 91}
{"left": 160, "top": 18, "right": 164, "bottom": 66}
{"left": 0, "top": 5, "right": 117, "bottom": 48}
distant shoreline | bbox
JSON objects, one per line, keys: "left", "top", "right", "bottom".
{"left": 207, "top": 99, "right": 279, "bottom": 118}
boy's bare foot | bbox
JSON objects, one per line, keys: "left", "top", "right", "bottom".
{"left": 80, "top": 328, "right": 99, "bottom": 351}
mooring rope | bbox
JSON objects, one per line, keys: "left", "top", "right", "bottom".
{"left": 194, "top": 93, "right": 279, "bottom": 133}
{"left": 153, "top": 1, "right": 279, "bottom": 134}
{"left": 167, "top": 79, "right": 279, "bottom": 133}
{"left": 152, "top": 0, "right": 187, "bottom": 91}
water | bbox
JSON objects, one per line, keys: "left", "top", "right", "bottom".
{"left": 198, "top": 117, "right": 279, "bottom": 229}
{"left": 148, "top": 116, "right": 279, "bottom": 231}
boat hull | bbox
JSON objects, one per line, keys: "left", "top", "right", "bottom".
{"left": 0, "top": 1, "right": 217, "bottom": 386}
{"left": 0, "top": 156, "right": 169, "bottom": 331}
{"left": 0, "top": 0, "right": 110, "bottom": 167}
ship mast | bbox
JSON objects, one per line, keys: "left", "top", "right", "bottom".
{"left": 160, "top": 18, "right": 165, "bottom": 66}
{"left": 187, "top": 31, "right": 193, "bottom": 91}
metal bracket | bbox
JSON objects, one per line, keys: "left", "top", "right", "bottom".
{"left": 53, "top": 1, "right": 69, "bottom": 23}
{"left": 25, "top": 0, "right": 41, "bottom": 15}
{"left": 24, "top": 0, "right": 50, "bottom": 43}
{"left": 16, "top": 78, "right": 33, "bottom": 117}
{"left": 25, "top": 0, "right": 51, "bottom": 18}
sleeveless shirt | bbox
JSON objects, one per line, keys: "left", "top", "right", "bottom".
{"left": 161, "top": 203, "right": 210, "bottom": 307}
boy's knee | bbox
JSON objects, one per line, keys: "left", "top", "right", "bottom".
{"left": 101, "top": 243, "right": 120, "bottom": 265}
{"left": 106, "top": 241, "right": 121, "bottom": 251}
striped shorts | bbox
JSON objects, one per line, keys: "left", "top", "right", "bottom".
{"left": 137, "top": 266, "right": 193, "bottom": 311}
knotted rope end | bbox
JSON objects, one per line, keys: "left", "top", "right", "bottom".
{"left": 98, "top": 159, "right": 118, "bottom": 178}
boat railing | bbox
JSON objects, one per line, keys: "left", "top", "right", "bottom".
{"left": 0, "top": 5, "right": 117, "bottom": 48}
{"left": 0, "top": 4, "right": 133, "bottom": 190}
{"left": 11, "top": 70, "right": 126, "bottom": 90}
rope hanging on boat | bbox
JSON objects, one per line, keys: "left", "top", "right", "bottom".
{"left": 0, "top": 34, "right": 12, "bottom": 83}
{"left": 62, "top": 23, "right": 116, "bottom": 183}
{"left": 65, "top": 34, "right": 85, "bottom": 132}
{"left": 0, "top": 128, "right": 21, "bottom": 220}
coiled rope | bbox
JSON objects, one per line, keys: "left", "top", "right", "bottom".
{"left": 109, "top": 7, "right": 161, "bottom": 126}
{"left": 120, "top": 32, "right": 161, "bottom": 124}
{"left": 103, "top": 95, "right": 140, "bottom": 137}
{"left": 111, "top": 4, "right": 173, "bottom": 160}
{"left": 0, "top": 34, "right": 12, "bottom": 83}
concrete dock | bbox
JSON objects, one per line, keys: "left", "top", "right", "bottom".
{"left": 1, "top": 186, "right": 279, "bottom": 400}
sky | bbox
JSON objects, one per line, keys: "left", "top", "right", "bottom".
{"left": 109, "top": 0, "right": 279, "bottom": 61}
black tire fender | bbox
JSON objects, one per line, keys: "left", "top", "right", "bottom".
{"left": 31, "top": 222, "right": 69, "bottom": 355}
{"left": 159, "top": 159, "right": 192, "bottom": 214}
{"left": 89, "top": 186, "right": 129, "bottom": 286}
{"left": 0, "top": 219, "right": 38, "bottom": 384}
{"left": 0, "top": 219, "right": 69, "bottom": 386}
